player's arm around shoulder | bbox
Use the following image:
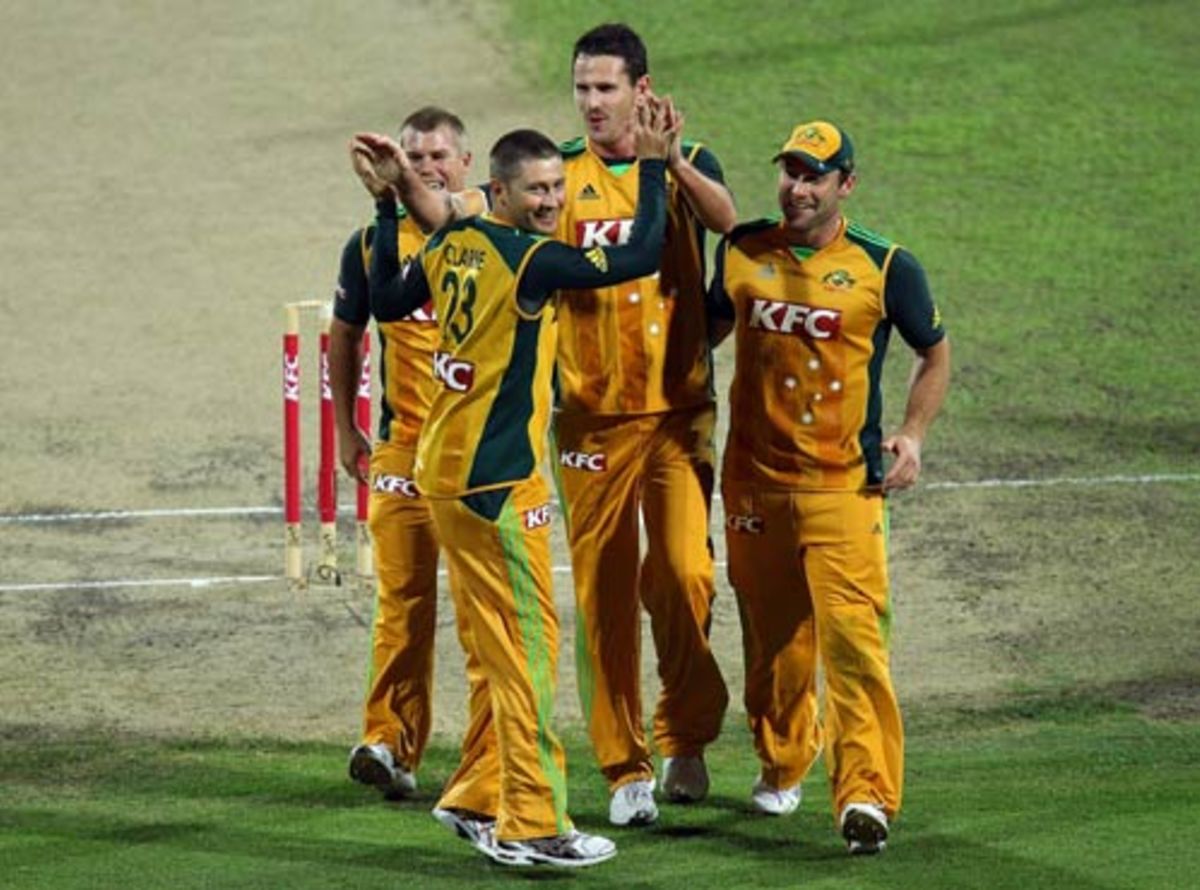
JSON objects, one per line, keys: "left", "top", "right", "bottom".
{"left": 660, "top": 95, "right": 736, "bottom": 234}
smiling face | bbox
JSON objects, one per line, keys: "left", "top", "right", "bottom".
{"left": 492, "top": 156, "right": 566, "bottom": 235}
{"left": 399, "top": 124, "right": 472, "bottom": 192}
{"left": 572, "top": 53, "right": 647, "bottom": 155}
{"left": 777, "top": 156, "right": 856, "bottom": 247}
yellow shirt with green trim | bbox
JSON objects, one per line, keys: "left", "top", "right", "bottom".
{"left": 413, "top": 215, "right": 558, "bottom": 498}
{"left": 709, "top": 217, "right": 945, "bottom": 491}
{"left": 553, "top": 136, "right": 719, "bottom": 416}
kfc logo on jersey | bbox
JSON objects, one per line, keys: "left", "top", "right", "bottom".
{"left": 559, "top": 450, "right": 608, "bottom": 472}
{"left": 524, "top": 503, "right": 553, "bottom": 529}
{"left": 726, "top": 514, "right": 765, "bottom": 534}
{"left": 372, "top": 475, "right": 420, "bottom": 499}
{"left": 577, "top": 218, "right": 635, "bottom": 248}
{"left": 407, "top": 300, "right": 436, "bottom": 323}
{"left": 747, "top": 299, "right": 842, "bottom": 340}
{"left": 433, "top": 350, "right": 475, "bottom": 392}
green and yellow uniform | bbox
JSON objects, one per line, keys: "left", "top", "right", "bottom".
{"left": 368, "top": 158, "right": 669, "bottom": 841}
{"left": 709, "top": 215, "right": 946, "bottom": 822}
{"left": 334, "top": 208, "right": 444, "bottom": 777}
{"left": 551, "top": 137, "right": 728, "bottom": 791}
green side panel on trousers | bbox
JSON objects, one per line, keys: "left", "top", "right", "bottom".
{"left": 498, "top": 498, "right": 569, "bottom": 834}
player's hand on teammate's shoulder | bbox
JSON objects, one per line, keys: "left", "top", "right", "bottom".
{"left": 881, "top": 433, "right": 922, "bottom": 492}
{"left": 633, "top": 93, "right": 671, "bottom": 161}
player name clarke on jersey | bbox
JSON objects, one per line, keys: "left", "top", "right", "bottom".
{"left": 747, "top": 299, "right": 842, "bottom": 340}
{"left": 443, "top": 245, "right": 487, "bottom": 270}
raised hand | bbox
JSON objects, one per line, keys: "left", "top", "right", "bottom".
{"left": 349, "top": 132, "right": 410, "bottom": 199}
{"left": 660, "top": 95, "right": 685, "bottom": 167}
{"left": 633, "top": 94, "right": 671, "bottom": 161}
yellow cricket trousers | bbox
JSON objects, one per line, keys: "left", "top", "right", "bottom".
{"left": 361, "top": 441, "right": 441, "bottom": 769}
{"left": 722, "top": 483, "right": 902, "bottom": 820}
{"left": 553, "top": 405, "right": 728, "bottom": 789}
{"left": 428, "top": 474, "right": 572, "bottom": 841}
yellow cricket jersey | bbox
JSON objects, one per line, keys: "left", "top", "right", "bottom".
{"left": 554, "top": 137, "right": 716, "bottom": 416}
{"left": 359, "top": 211, "right": 438, "bottom": 448}
{"left": 712, "top": 217, "right": 945, "bottom": 491}
{"left": 412, "top": 215, "right": 558, "bottom": 498}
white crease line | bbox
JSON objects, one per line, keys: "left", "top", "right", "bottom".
{"left": 924, "top": 472, "right": 1200, "bottom": 491}
{"left": 0, "top": 562, "right": 741, "bottom": 595}
{"left": 0, "top": 506, "right": 283, "bottom": 524}
{"left": 0, "top": 575, "right": 280, "bottom": 593}
{"left": 2, "top": 471, "right": 1197, "bottom": 525}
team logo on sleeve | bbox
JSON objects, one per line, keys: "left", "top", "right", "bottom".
{"left": 433, "top": 350, "right": 476, "bottom": 392}
{"left": 931, "top": 303, "right": 943, "bottom": 330}
{"left": 584, "top": 246, "right": 609, "bottom": 273}
{"left": 747, "top": 299, "right": 842, "bottom": 340}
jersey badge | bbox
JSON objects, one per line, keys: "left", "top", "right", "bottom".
{"left": 578, "top": 183, "right": 601, "bottom": 200}
{"left": 821, "top": 269, "right": 856, "bottom": 292}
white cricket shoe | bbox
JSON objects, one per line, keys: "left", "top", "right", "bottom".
{"left": 489, "top": 830, "right": 617, "bottom": 868}
{"left": 662, "top": 755, "right": 709, "bottom": 802}
{"left": 433, "top": 807, "right": 534, "bottom": 866}
{"left": 431, "top": 806, "right": 493, "bottom": 846}
{"left": 840, "top": 802, "right": 889, "bottom": 855}
{"left": 347, "top": 742, "right": 417, "bottom": 799}
{"left": 608, "top": 778, "right": 659, "bottom": 826}
{"left": 751, "top": 777, "right": 802, "bottom": 815}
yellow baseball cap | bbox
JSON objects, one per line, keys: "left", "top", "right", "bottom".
{"left": 773, "top": 121, "right": 855, "bottom": 174}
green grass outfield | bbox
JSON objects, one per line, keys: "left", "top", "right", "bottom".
{"left": 3, "top": 707, "right": 1196, "bottom": 889}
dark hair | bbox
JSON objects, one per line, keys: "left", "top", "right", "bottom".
{"left": 489, "top": 129, "right": 561, "bottom": 183}
{"left": 572, "top": 23, "right": 648, "bottom": 82}
{"left": 399, "top": 105, "right": 468, "bottom": 151}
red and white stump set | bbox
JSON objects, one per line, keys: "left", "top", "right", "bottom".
{"left": 282, "top": 300, "right": 372, "bottom": 589}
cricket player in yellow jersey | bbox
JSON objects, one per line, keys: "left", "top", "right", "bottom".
{"left": 355, "top": 106, "right": 673, "bottom": 867}
{"left": 328, "top": 107, "right": 488, "bottom": 799}
{"left": 708, "top": 121, "right": 951, "bottom": 855}
{"left": 554, "top": 23, "right": 735, "bottom": 826}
